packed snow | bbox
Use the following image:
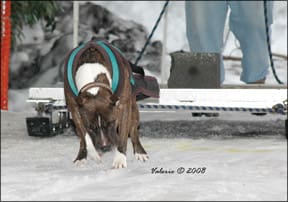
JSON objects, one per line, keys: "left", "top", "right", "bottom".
{"left": 1, "top": 111, "right": 287, "bottom": 201}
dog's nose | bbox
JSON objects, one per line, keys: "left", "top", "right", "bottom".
{"left": 100, "top": 145, "right": 111, "bottom": 152}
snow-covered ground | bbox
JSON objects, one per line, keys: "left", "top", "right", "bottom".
{"left": 1, "top": 111, "right": 287, "bottom": 201}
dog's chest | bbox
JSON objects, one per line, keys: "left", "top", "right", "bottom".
{"left": 75, "top": 63, "right": 112, "bottom": 95}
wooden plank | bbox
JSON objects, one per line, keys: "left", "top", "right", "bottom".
{"left": 28, "top": 88, "right": 65, "bottom": 101}
{"left": 221, "top": 84, "right": 287, "bottom": 89}
{"left": 160, "top": 84, "right": 288, "bottom": 89}
{"left": 159, "top": 89, "right": 287, "bottom": 108}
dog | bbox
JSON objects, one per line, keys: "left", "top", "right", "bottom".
{"left": 63, "top": 39, "right": 149, "bottom": 168}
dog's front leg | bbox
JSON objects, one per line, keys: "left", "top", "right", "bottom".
{"left": 112, "top": 108, "right": 129, "bottom": 169}
{"left": 113, "top": 125, "right": 128, "bottom": 168}
{"left": 73, "top": 112, "right": 102, "bottom": 164}
{"left": 113, "top": 147, "right": 127, "bottom": 169}
{"left": 71, "top": 109, "right": 88, "bottom": 163}
{"left": 130, "top": 100, "right": 149, "bottom": 162}
{"left": 72, "top": 110, "right": 102, "bottom": 163}
{"left": 130, "top": 125, "right": 149, "bottom": 162}
{"left": 74, "top": 136, "right": 87, "bottom": 164}
{"left": 67, "top": 96, "right": 101, "bottom": 164}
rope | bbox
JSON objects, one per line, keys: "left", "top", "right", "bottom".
{"left": 134, "top": 0, "right": 169, "bottom": 66}
{"left": 45, "top": 102, "right": 286, "bottom": 115}
{"left": 138, "top": 104, "right": 286, "bottom": 115}
{"left": 263, "top": 0, "right": 283, "bottom": 84}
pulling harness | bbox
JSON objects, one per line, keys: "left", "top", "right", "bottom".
{"left": 65, "top": 40, "right": 135, "bottom": 98}
{"left": 64, "top": 39, "right": 159, "bottom": 100}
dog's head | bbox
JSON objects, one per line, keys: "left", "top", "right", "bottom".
{"left": 76, "top": 84, "right": 119, "bottom": 154}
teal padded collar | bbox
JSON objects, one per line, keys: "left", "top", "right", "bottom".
{"left": 67, "top": 41, "right": 122, "bottom": 96}
{"left": 96, "top": 41, "right": 119, "bottom": 94}
{"left": 67, "top": 43, "right": 86, "bottom": 96}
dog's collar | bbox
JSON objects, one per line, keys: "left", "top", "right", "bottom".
{"left": 80, "top": 82, "right": 112, "bottom": 95}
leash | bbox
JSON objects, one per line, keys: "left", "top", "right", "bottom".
{"left": 138, "top": 102, "right": 287, "bottom": 115}
{"left": 263, "top": 0, "right": 283, "bottom": 84}
{"left": 134, "top": 0, "right": 169, "bottom": 66}
{"left": 44, "top": 101, "right": 287, "bottom": 115}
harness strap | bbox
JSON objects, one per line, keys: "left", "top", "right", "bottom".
{"left": 67, "top": 43, "right": 87, "bottom": 96}
{"left": 67, "top": 40, "right": 137, "bottom": 97}
{"left": 99, "top": 41, "right": 136, "bottom": 86}
{"left": 80, "top": 82, "right": 112, "bottom": 95}
{"left": 96, "top": 41, "right": 120, "bottom": 93}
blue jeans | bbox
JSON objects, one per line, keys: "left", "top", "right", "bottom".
{"left": 185, "top": 1, "right": 273, "bottom": 83}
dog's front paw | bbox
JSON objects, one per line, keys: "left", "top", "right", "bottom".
{"left": 74, "top": 159, "right": 88, "bottom": 167}
{"left": 87, "top": 148, "right": 102, "bottom": 162}
{"left": 112, "top": 150, "right": 127, "bottom": 169}
{"left": 135, "top": 153, "right": 149, "bottom": 162}
{"left": 73, "top": 147, "right": 87, "bottom": 162}
{"left": 85, "top": 133, "right": 101, "bottom": 162}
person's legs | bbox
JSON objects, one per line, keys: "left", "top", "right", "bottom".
{"left": 185, "top": 1, "right": 228, "bottom": 83}
{"left": 228, "top": 1, "right": 273, "bottom": 83}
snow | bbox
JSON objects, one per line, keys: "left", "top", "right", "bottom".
{"left": 1, "top": 110, "right": 287, "bottom": 201}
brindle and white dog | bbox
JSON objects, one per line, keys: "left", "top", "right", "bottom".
{"left": 64, "top": 40, "right": 148, "bottom": 168}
